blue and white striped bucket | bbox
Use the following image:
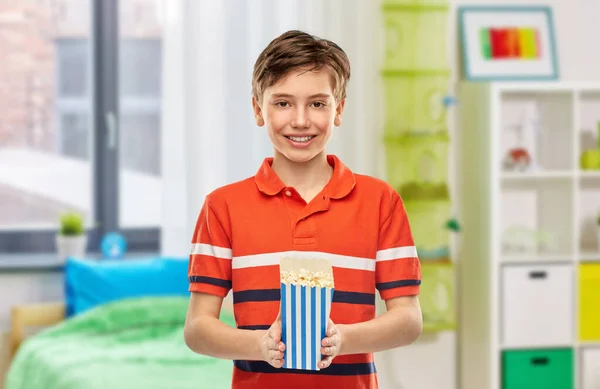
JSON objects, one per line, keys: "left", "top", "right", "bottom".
{"left": 280, "top": 283, "right": 334, "bottom": 370}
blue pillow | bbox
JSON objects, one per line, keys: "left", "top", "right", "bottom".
{"left": 65, "top": 257, "right": 190, "bottom": 316}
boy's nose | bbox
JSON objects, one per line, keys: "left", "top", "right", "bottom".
{"left": 291, "top": 108, "right": 310, "bottom": 129}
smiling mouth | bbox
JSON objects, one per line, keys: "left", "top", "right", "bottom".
{"left": 285, "top": 135, "right": 315, "bottom": 143}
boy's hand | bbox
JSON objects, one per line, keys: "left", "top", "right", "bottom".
{"left": 259, "top": 312, "right": 286, "bottom": 368}
{"left": 320, "top": 318, "right": 343, "bottom": 369}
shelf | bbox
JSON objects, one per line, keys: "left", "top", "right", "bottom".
{"left": 501, "top": 180, "right": 574, "bottom": 256}
{"left": 580, "top": 171, "right": 600, "bottom": 189}
{"left": 500, "top": 255, "right": 573, "bottom": 265}
{"left": 578, "top": 91, "right": 600, "bottom": 177}
{"left": 580, "top": 252, "right": 600, "bottom": 262}
{"left": 579, "top": 171, "right": 600, "bottom": 178}
{"left": 501, "top": 343, "right": 575, "bottom": 351}
{"left": 500, "top": 253, "right": 600, "bottom": 263}
{"left": 457, "top": 81, "right": 596, "bottom": 389}
{"left": 578, "top": 178, "right": 600, "bottom": 253}
{"left": 579, "top": 341, "right": 600, "bottom": 348}
{"left": 501, "top": 171, "right": 574, "bottom": 181}
{"left": 500, "top": 91, "right": 574, "bottom": 172}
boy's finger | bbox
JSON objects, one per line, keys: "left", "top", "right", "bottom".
{"left": 270, "top": 350, "right": 283, "bottom": 360}
{"left": 319, "top": 355, "right": 334, "bottom": 369}
{"left": 327, "top": 325, "right": 337, "bottom": 337}
{"left": 322, "top": 336, "right": 335, "bottom": 347}
{"left": 269, "top": 327, "right": 281, "bottom": 340}
{"left": 267, "top": 337, "right": 278, "bottom": 350}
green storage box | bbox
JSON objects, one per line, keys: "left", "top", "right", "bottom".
{"left": 382, "top": 72, "right": 450, "bottom": 135}
{"left": 420, "top": 262, "right": 455, "bottom": 331}
{"left": 382, "top": 4, "right": 449, "bottom": 71}
{"left": 502, "top": 349, "right": 574, "bottom": 389}
{"left": 384, "top": 132, "right": 449, "bottom": 189}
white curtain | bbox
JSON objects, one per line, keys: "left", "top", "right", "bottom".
{"left": 160, "top": 0, "right": 384, "bottom": 257}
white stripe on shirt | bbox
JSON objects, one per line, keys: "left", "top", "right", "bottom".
{"left": 233, "top": 251, "right": 376, "bottom": 271}
{"left": 375, "top": 246, "right": 418, "bottom": 262}
{"left": 190, "top": 243, "right": 232, "bottom": 259}
{"left": 191, "top": 246, "right": 418, "bottom": 268}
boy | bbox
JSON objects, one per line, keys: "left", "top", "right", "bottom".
{"left": 184, "top": 30, "right": 422, "bottom": 389}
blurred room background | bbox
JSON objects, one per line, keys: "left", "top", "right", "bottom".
{"left": 1, "top": 0, "right": 600, "bottom": 388}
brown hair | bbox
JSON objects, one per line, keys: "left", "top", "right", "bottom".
{"left": 252, "top": 30, "right": 351, "bottom": 104}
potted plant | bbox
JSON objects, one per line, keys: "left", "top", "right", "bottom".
{"left": 56, "top": 211, "right": 87, "bottom": 261}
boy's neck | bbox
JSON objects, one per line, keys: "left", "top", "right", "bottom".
{"left": 271, "top": 152, "right": 333, "bottom": 202}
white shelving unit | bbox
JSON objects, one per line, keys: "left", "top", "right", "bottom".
{"left": 456, "top": 82, "right": 600, "bottom": 389}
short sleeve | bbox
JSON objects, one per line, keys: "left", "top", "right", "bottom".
{"left": 188, "top": 197, "right": 232, "bottom": 297}
{"left": 376, "top": 192, "right": 421, "bottom": 300}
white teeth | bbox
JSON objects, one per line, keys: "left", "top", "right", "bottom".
{"left": 287, "top": 136, "right": 314, "bottom": 143}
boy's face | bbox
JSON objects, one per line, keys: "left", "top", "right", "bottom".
{"left": 252, "top": 67, "right": 345, "bottom": 164}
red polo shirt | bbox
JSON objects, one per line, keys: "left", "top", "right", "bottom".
{"left": 188, "top": 155, "right": 421, "bottom": 389}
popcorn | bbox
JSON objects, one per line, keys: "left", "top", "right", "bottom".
{"left": 280, "top": 268, "right": 334, "bottom": 288}
{"left": 280, "top": 257, "right": 334, "bottom": 371}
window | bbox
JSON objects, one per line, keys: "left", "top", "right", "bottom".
{"left": 0, "top": 0, "right": 162, "bottom": 253}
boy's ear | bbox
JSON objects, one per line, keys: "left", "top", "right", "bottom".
{"left": 334, "top": 99, "right": 346, "bottom": 127}
{"left": 251, "top": 96, "right": 265, "bottom": 127}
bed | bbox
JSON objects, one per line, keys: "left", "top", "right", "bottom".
{"left": 5, "top": 257, "right": 234, "bottom": 389}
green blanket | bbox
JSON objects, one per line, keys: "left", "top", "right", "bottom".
{"left": 6, "top": 297, "right": 234, "bottom": 389}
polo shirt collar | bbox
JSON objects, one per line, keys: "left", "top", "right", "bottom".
{"left": 255, "top": 154, "right": 356, "bottom": 199}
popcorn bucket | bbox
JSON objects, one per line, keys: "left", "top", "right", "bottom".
{"left": 280, "top": 258, "right": 334, "bottom": 371}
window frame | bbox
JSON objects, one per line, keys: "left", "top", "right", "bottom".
{"left": 0, "top": 0, "right": 160, "bottom": 255}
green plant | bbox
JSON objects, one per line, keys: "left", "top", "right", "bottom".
{"left": 597, "top": 212, "right": 600, "bottom": 226}
{"left": 59, "top": 212, "right": 84, "bottom": 236}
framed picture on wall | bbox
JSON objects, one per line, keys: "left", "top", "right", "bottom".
{"left": 458, "top": 6, "right": 559, "bottom": 81}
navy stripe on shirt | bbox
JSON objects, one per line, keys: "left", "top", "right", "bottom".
{"left": 234, "top": 289, "right": 280, "bottom": 303}
{"left": 238, "top": 325, "right": 271, "bottom": 330}
{"left": 234, "top": 360, "right": 376, "bottom": 376}
{"left": 233, "top": 289, "right": 376, "bottom": 305}
{"left": 376, "top": 279, "right": 421, "bottom": 291}
{"left": 189, "top": 275, "right": 232, "bottom": 289}
{"left": 334, "top": 291, "right": 375, "bottom": 305}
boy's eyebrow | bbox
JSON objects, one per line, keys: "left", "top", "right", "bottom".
{"left": 271, "top": 93, "right": 332, "bottom": 99}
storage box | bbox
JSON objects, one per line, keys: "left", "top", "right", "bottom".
{"left": 382, "top": 3, "right": 449, "bottom": 71}
{"left": 501, "top": 264, "right": 573, "bottom": 347}
{"left": 579, "top": 263, "right": 600, "bottom": 341}
{"left": 382, "top": 73, "right": 450, "bottom": 135}
{"left": 502, "top": 348, "right": 574, "bottom": 389}
{"left": 280, "top": 258, "right": 334, "bottom": 370}
{"left": 581, "top": 347, "right": 600, "bottom": 389}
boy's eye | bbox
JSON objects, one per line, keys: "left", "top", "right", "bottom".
{"left": 311, "top": 102, "right": 326, "bottom": 108}
{"left": 276, "top": 101, "right": 290, "bottom": 108}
